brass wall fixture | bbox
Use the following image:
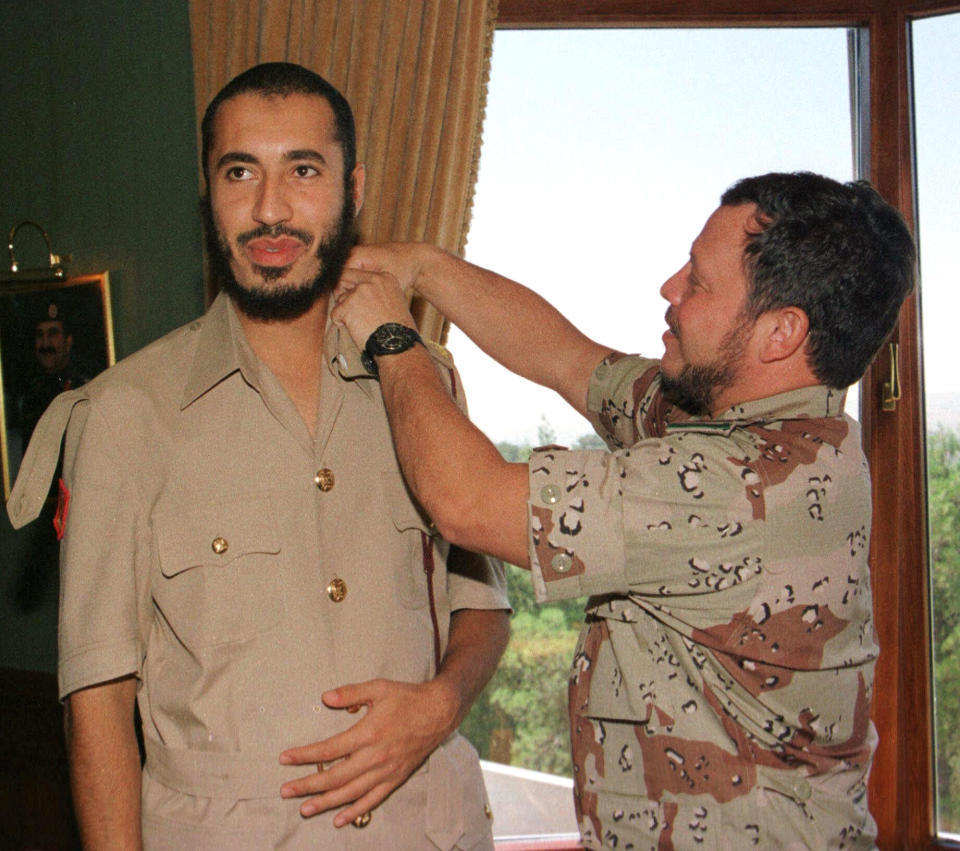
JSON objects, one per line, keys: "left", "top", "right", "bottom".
{"left": 3, "top": 221, "right": 67, "bottom": 284}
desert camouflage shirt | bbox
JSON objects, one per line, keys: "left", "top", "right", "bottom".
{"left": 527, "top": 354, "right": 878, "bottom": 850}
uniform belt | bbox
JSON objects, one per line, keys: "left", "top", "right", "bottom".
{"left": 144, "top": 736, "right": 306, "bottom": 799}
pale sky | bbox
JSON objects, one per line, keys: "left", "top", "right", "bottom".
{"left": 449, "top": 21, "right": 956, "bottom": 445}
{"left": 912, "top": 14, "right": 960, "bottom": 405}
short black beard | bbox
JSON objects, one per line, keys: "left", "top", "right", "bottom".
{"left": 201, "top": 194, "right": 357, "bottom": 321}
{"left": 659, "top": 313, "right": 753, "bottom": 416}
{"left": 660, "top": 362, "right": 736, "bottom": 416}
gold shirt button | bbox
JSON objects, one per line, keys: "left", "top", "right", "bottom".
{"left": 484, "top": 804, "right": 493, "bottom": 820}
{"left": 327, "top": 577, "right": 348, "bottom": 602}
{"left": 211, "top": 536, "right": 229, "bottom": 554}
{"left": 352, "top": 812, "right": 371, "bottom": 828}
{"left": 314, "top": 468, "right": 335, "bottom": 491}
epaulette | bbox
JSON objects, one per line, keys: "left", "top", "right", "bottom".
{"left": 7, "top": 389, "right": 89, "bottom": 529}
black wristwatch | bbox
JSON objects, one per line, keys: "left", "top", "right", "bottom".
{"left": 361, "top": 323, "right": 424, "bottom": 377}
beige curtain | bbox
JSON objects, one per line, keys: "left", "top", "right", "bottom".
{"left": 189, "top": 0, "right": 498, "bottom": 341}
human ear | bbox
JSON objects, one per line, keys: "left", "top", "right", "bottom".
{"left": 351, "top": 163, "right": 366, "bottom": 216}
{"left": 758, "top": 306, "right": 809, "bottom": 363}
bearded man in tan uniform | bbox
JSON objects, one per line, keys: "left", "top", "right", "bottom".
{"left": 8, "top": 63, "right": 509, "bottom": 849}
{"left": 331, "top": 173, "right": 915, "bottom": 849}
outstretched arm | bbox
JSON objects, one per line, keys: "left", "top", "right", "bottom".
{"left": 278, "top": 607, "right": 509, "bottom": 827}
{"left": 347, "top": 244, "right": 613, "bottom": 418}
{"left": 331, "top": 268, "right": 530, "bottom": 566}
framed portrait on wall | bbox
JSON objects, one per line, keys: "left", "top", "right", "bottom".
{"left": 0, "top": 273, "right": 115, "bottom": 499}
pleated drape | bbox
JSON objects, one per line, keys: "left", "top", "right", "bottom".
{"left": 189, "top": 0, "right": 498, "bottom": 340}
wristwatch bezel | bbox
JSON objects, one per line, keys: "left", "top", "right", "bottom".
{"left": 361, "top": 322, "right": 423, "bottom": 377}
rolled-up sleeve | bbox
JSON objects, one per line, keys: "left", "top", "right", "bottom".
{"left": 527, "top": 430, "right": 763, "bottom": 613}
{"left": 528, "top": 447, "right": 627, "bottom": 603}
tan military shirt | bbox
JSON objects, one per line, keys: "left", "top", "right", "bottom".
{"left": 9, "top": 293, "right": 508, "bottom": 850}
{"left": 527, "top": 354, "right": 877, "bottom": 850}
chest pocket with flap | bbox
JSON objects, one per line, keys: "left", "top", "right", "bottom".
{"left": 154, "top": 494, "right": 282, "bottom": 648}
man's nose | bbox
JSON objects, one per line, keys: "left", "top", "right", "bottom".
{"left": 659, "top": 263, "right": 689, "bottom": 305}
{"left": 252, "top": 175, "right": 292, "bottom": 225}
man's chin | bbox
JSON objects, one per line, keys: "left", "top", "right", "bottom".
{"left": 221, "top": 274, "right": 327, "bottom": 321}
{"left": 250, "top": 262, "right": 298, "bottom": 284}
{"left": 658, "top": 356, "right": 682, "bottom": 381}
{"left": 228, "top": 257, "right": 300, "bottom": 287}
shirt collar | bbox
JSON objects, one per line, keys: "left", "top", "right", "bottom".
{"left": 715, "top": 383, "right": 847, "bottom": 422}
{"left": 323, "top": 322, "right": 379, "bottom": 399}
{"left": 663, "top": 382, "right": 848, "bottom": 434}
{"left": 180, "top": 292, "right": 266, "bottom": 409}
{"left": 181, "top": 292, "right": 379, "bottom": 409}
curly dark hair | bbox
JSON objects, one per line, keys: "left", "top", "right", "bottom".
{"left": 721, "top": 172, "right": 915, "bottom": 388}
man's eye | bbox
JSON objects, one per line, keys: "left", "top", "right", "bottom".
{"left": 293, "top": 165, "right": 319, "bottom": 178}
{"left": 225, "top": 166, "right": 252, "bottom": 180}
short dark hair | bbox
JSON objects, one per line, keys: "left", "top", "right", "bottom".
{"left": 200, "top": 62, "right": 357, "bottom": 190}
{"left": 721, "top": 171, "right": 915, "bottom": 388}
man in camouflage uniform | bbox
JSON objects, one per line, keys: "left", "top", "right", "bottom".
{"left": 329, "top": 172, "right": 916, "bottom": 848}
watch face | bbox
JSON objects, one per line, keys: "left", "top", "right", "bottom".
{"left": 363, "top": 323, "right": 423, "bottom": 377}
{"left": 377, "top": 326, "right": 409, "bottom": 352}
{"left": 370, "top": 323, "right": 420, "bottom": 355}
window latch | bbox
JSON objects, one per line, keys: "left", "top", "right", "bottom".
{"left": 882, "top": 342, "right": 901, "bottom": 412}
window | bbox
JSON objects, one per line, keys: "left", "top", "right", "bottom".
{"left": 458, "top": 28, "right": 857, "bottom": 447}
{"left": 456, "top": 24, "right": 858, "bottom": 844}
{"left": 913, "top": 10, "right": 960, "bottom": 841}
{"left": 450, "top": 3, "right": 958, "bottom": 846}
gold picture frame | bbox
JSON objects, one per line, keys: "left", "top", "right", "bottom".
{"left": 0, "top": 272, "right": 115, "bottom": 499}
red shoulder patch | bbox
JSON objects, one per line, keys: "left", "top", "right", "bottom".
{"left": 54, "top": 478, "right": 71, "bottom": 540}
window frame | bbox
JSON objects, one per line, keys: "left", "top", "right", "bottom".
{"left": 491, "top": 1, "right": 958, "bottom": 848}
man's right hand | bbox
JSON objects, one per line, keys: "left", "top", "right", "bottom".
{"left": 332, "top": 266, "right": 419, "bottom": 353}
{"left": 278, "top": 677, "right": 458, "bottom": 828}
{"left": 346, "top": 243, "right": 438, "bottom": 297}
{"left": 345, "top": 240, "right": 611, "bottom": 419}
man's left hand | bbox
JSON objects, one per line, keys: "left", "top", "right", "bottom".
{"left": 278, "top": 677, "right": 458, "bottom": 826}
{"left": 332, "top": 267, "right": 417, "bottom": 350}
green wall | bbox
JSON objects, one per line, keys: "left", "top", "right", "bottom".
{"left": 1, "top": 0, "right": 204, "bottom": 672}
